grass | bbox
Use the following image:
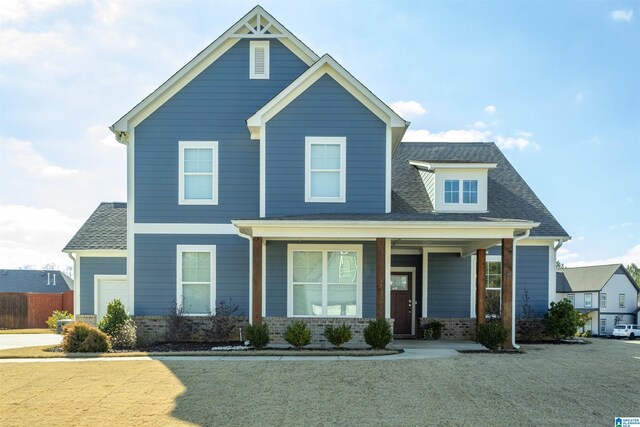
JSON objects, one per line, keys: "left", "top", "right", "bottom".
{"left": 0, "top": 328, "right": 53, "bottom": 334}
{"left": 0, "top": 339, "right": 638, "bottom": 426}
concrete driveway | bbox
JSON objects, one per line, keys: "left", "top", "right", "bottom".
{"left": 0, "top": 334, "right": 62, "bottom": 350}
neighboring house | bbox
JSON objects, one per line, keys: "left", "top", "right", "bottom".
{"left": 0, "top": 270, "right": 74, "bottom": 329}
{"left": 63, "top": 6, "right": 569, "bottom": 346}
{"left": 557, "top": 264, "right": 640, "bottom": 336}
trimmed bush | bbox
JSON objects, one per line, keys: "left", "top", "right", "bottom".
{"left": 110, "top": 319, "right": 137, "bottom": 349}
{"left": 476, "top": 320, "right": 509, "bottom": 351}
{"left": 545, "top": 299, "right": 580, "bottom": 339}
{"left": 98, "top": 299, "right": 130, "bottom": 336}
{"left": 363, "top": 318, "right": 392, "bottom": 350}
{"left": 245, "top": 323, "right": 270, "bottom": 349}
{"left": 284, "top": 321, "right": 312, "bottom": 348}
{"left": 46, "top": 310, "right": 72, "bottom": 331}
{"left": 204, "top": 300, "right": 240, "bottom": 342}
{"left": 62, "top": 322, "right": 110, "bottom": 353}
{"left": 324, "top": 323, "right": 353, "bottom": 348}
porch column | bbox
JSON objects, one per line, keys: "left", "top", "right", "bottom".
{"left": 476, "top": 248, "right": 487, "bottom": 326}
{"left": 501, "top": 238, "right": 513, "bottom": 349}
{"left": 376, "top": 238, "right": 386, "bottom": 318}
{"left": 252, "top": 237, "right": 263, "bottom": 325}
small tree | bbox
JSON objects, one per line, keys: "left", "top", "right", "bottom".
{"left": 204, "top": 300, "right": 240, "bottom": 342}
{"left": 476, "top": 320, "right": 509, "bottom": 351}
{"left": 166, "top": 303, "right": 192, "bottom": 342}
{"left": 544, "top": 299, "right": 580, "bottom": 339}
{"left": 284, "top": 321, "right": 312, "bottom": 348}
{"left": 246, "top": 323, "right": 270, "bottom": 349}
{"left": 324, "top": 324, "right": 353, "bottom": 348}
{"left": 98, "top": 299, "right": 130, "bottom": 336}
{"left": 363, "top": 318, "right": 392, "bottom": 350}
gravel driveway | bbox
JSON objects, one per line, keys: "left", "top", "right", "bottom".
{"left": 0, "top": 334, "right": 62, "bottom": 350}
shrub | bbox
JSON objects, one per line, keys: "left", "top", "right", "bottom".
{"left": 427, "top": 320, "right": 444, "bottom": 340}
{"left": 245, "top": 323, "right": 270, "bottom": 349}
{"left": 166, "top": 303, "right": 192, "bottom": 342}
{"left": 363, "top": 318, "right": 392, "bottom": 350}
{"left": 545, "top": 299, "right": 580, "bottom": 339}
{"left": 98, "top": 299, "right": 131, "bottom": 336}
{"left": 284, "top": 321, "right": 312, "bottom": 348}
{"left": 324, "top": 323, "right": 353, "bottom": 348}
{"left": 420, "top": 324, "right": 433, "bottom": 340}
{"left": 516, "top": 319, "right": 547, "bottom": 342}
{"left": 110, "top": 318, "right": 137, "bottom": 349}
{"left": 62, "top": 322, "right": 110, "bottom": 353}
{"left": 476, "top": 320, "right": 509, "bottom": 351}
{"left": 46, "top": 310, "right": 72, "bottom": 331}
{"left": 204, "top": 300, "right": 240, "bottom": 342}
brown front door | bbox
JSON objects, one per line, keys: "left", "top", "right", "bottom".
{"left": 391, "top": 272, "right": 412, "bottom": 335}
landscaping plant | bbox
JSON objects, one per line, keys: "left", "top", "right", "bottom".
{"left": 475, "top": 320, "right": 509, "bottom": 351}
{"left": 110, "top": 319, "right": 138, "bottom": 349}
{"left": 363, "top": 318, "right": 392, "bottom": 350}
{"left": 204, "top": 300, "right": 240, "bottom": 342}
{"left": 166, "top": 303, "right": 192, "bottom": 341}
{"left": 46, "top": 310, "right": 72, "bottom": 331}
{"left": 324, "top": 323, "right": 353, "bottom": 348}
{"left": 517, "top": 289, "right": 547, "bottom": 342}
{"left": 245, "top": 323, "right": 270, "bottom": 349}
{"left": 544, "top": 299, "right": 580, "bottom": 339}
{"left": 427, "top": 320, "right": 444, "bottom": 340}
{"left": 97, "top": 299, "right": 130, "bottom": 336}
{"left": 62, "top": 322, "right": 110, "bottom": 353}
{"left": 284, "top": 320, "right": 312, "bottom": 348}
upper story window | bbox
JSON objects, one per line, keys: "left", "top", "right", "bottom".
{"left": 179, "top": 141, "right": 218, "bottom": 205}
{"left": 176, "top": 245, "right": 216, "bottom": 315}
{"left": 584, "top": 293, "right": 592, "bottom": 308}
{"left": 444, "top": 180, "right": 459, "bottom": 204}
{"left": 444, "top": 179, "right": 478, "bottom": 205}
{"left": 463, "top": 180, "right": 478, "bottom": 203}
{"left": 250, "top": 41, "right": 270, "bottom": 79}
{"left": 305, "top": 137, "right": 346, "bottom": 203}
{"left": 619, "top": 293, "right": 625, "bottom": 308}
{"left": 600, "top": 293, "right": 607, "bottom": 308}
{"left": 567, "top": 294, "right": 575, "bottom": 306}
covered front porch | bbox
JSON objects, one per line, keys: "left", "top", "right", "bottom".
{"left": 234, "top": 218, "right": 538, "bottom": 349}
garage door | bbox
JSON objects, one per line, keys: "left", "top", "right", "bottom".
{"left": 96, "top": 276, "right": 129, "bottom": 321}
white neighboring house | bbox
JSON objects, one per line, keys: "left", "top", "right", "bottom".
{"left": 556, "top": 264, "right": 640, "bottom": 336}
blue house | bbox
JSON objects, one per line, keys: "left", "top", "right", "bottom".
{"left": 63, "top": 6, "right": 569, "bottom": 346}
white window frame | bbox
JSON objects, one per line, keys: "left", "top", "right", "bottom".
{"left": 584, "top": 293, "right": 592, "bottom": 308}
{"left": 619, "top": 293, "right": 625, "bottom": 308}
{"left": 305, "top": 137, "right": 347, "bottom": 203}
{"left": 567, "top": 294, "right": 575, "bottom": 306}
{"left": 443, "top": 178, "right": 479, "bottom": 206}
{"left": 178, "top": 141, "right": 218, "bottom": 205}
{"left": 176, "top": 245, "right": 216, "bottom": 316}
{"left": 287, "top": 244, "right": 362, "bottom": 318}
{"left": 250, "top": 40, "right": 270, "bottom": 79}
{"left": 485, "top": 255, "right": 502, "bottom": 317}
{"left": 600, "top": 318, "right": 607, "bottom": 334}
{"left": 600, "top": 293, "right": 607, "bottom": 308}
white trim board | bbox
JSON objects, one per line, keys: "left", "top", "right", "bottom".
{"left": 134, "top": 223, "right": 237, "bottom": 234}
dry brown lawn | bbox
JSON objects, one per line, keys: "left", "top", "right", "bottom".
{"left": 0, "top": 339, "right": 638, "bottom": 426}
{"left": 0, "top": 329, "right": 52, "bottom": 334}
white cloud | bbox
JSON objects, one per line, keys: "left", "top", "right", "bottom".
{"left": 608, "top": 222, "right": 637, "bottom": 230}
{"left": 0, "top": 28, "right": 79, "bottom": 62}
{"left": 611, "top": 9, "right": 634, "bottom": 22}
{"left": 484, "top": 105, "right": 496, "bottom": 114}
{"left": 474, "top": 121, "right": 488, "bottom": 129}
{"left": 0, "top": 205, "right": 80, "bottom": 269}
{"left": 390, "top": 100, "right": 427, "bottom": 117}
{"left": 403, "top": 127, "right": 536, "bottom": 150}
{"left": 2, "top": 137, "right": 79, "bottom": 178}
{"left": 575, "top": 92, "right": 584, "bottom": 103}
{"left": 566, "top": 244, "right": 640, "bottom": 267}
{"left": 0, "top": 0, "right": 80, "bottom": 23}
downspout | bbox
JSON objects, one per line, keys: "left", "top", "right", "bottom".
{"left": 236, "top": 230, "right": 253, "bottom": 325}
{"left": 511, "top": 230, "right": 531, "bottom": 350}
{"left": 554, "top": 240, "right": 563, "bottom": 252}
{"left": 67, "top": 253, "right": 77, "bottom": 316}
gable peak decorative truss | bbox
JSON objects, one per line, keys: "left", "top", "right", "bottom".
{"left": 233, "top": 11, "right": 281, "bottom": 38}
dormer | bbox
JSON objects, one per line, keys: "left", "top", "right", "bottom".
{"left": 409, "top": 161, "right": 497, "bottom": 213}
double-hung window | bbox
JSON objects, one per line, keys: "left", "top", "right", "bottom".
{"left": 619, "top": 293, "right": 625, "bottom": 308}
{"left": 288, "top": 245, "right": 361, "bottom": 317}
{"left": 444, "top": 179, "right": 478, "bottom": 205}
{"left": 485, "top": 259, "right": 502, "bottom": 316}
{"left": 600, "top": 293, "right": 607, "bottom": 308}
{"left": 567, "top": 294, "right": 575, "bottom": 306}
{"left": 177, "top": 245, "right": 216, "bottom": 315}
{"left": 305, "top": 137, "right": 346, "bottom": 203}
{"left": 584, "top": 293, "right": 592, "bottom": 308}
{"left": 179, "top": 141, "right": 218, "bottom": 205}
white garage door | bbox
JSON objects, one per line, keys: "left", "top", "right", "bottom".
{"left": 96, "top": 276, "right": 129, "bottom": 321}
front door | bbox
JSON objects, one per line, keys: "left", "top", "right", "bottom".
{"left": 391, "top": 272, "right": 412, "bottom": 335}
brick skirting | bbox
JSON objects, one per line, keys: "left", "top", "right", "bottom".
{"left": 75, "top": 314, "right": 97, "bottom": 325}
{"left": 132, "top": 316, "right": 248, "bottom": 343}
{"left": 264, "top": 317, "right": 394, "bottom": 344}
{"left": 419, "top": 317, "right": 475, "bottom": 340}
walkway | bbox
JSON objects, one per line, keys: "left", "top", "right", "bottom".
{"left": 0, "top": 334, "right": 62, "bottom": 351}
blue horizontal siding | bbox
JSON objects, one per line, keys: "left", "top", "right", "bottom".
{"left": 265, "top": 241, "right": 377, "bottom": 318}
{"left": 265, "top": 74, "right": 387, "bottom": 216}
{"left": 135, "top": 39, "right": 308, "bottom": 223}
{"left": 428, "top": 253, "right": 471, "bottom": 317}
{"left": 79, "top": 257, "right": 127, "bottom": 315}
{"left": 134, "top": 234, "right": 249, "bottom": 316}
{"left": 515, "top": 246, "right": 549, "bottom": 317}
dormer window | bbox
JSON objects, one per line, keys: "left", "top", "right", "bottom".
{"left": 250, "top": 41, "right": 269, "bottom": 79}
{"left": 409, "top": 161, "right": 496, "bottom": 213}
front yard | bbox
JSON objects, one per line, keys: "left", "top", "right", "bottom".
{"left": 0, "top": 339, "right": 638, "bottom": 426}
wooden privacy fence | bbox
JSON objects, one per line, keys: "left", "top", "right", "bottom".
{"left": 0, "top": 291, "right": 74, "bottom": 329}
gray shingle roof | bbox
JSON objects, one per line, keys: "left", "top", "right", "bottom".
{"left": 63, "top": 202, "right": 127, "bottom": 251}
{"left": 557, "top": 264, "right": 640, "bottom": 293}
{"left": 0, "top": 270, "right": 72, "bottom": 293}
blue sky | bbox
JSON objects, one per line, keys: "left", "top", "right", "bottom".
{"left": 0, "top": 0, "right": 638, "bottom": 270}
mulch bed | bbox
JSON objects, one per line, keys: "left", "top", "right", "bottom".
{"left": 142, "top": 341, "right": 245, "bottom": 352}
{"left": 517, "top": 338, "right": 591, "bottom": 345}
{"left": 458, "top": 349, "right": 525, "bottom": 354}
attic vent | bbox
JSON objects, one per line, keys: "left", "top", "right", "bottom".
{"left": 250, "top": 41, "right": 269, "bottom": 79}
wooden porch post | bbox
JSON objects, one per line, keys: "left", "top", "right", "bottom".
{"left": 501, "top": 238, "right": 513, "bottom": 349}
{"left": 252, "top": 237, "right": 263, "bottom": 325}
{"left": 376, "top": 238, "right": 386, "bottom": 319}
{"left": 476, "top": 248, "right": 487, "bottom": 326}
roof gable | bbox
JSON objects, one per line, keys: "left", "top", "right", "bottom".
{"left": 247, "top": 54, "right": 409, "bottom": 151}
{"left": 63, "top": 202, "right": 127, "bottom": 252}
{"left": 0, "top": 270, "right": 72, "bottom": 294}
{"left": 110, "top": 6, "right": 319, "bottom": 139}
{"left": 557, "top": 264, "right": 622, "bottom": 292}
